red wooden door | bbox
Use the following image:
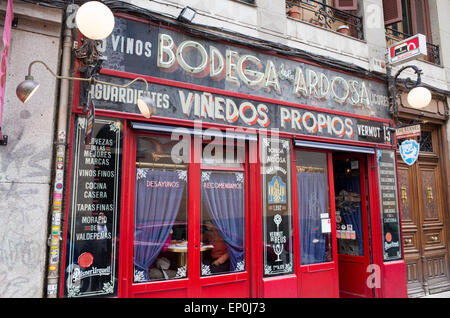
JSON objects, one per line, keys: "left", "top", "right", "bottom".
{"left": 333, "top": 154, "right": 372, "bottom": 298}
{"left": 294, "top": 149, "right": 339, "bottom": 298}
{"left": 120, "top": 131, "right": 252, "bottom": 298}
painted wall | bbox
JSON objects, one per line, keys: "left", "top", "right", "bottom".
{"left": 0, "top": 1, "right": 62, "bottom": 297}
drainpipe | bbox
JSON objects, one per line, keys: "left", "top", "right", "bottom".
{"left": 46, "top": 5, "right": 76, "bottom": 298}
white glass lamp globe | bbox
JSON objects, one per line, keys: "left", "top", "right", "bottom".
{"left": 407, "top": 86, "right": 432, "bottom": 109}
{"left": 75, "top": 1, "right": 115, "bottom": 40}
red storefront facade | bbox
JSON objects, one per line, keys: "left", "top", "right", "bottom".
{"left": 60, "top": 13, "right": 408, "bottom": 298}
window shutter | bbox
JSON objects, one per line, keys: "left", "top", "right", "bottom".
{"left": 383, "top": 0, "right": 403, "bottom": 25}
{"left": 333, "top": 0, "right": 358, "bottom": 11}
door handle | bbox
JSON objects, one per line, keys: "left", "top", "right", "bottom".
{"left": 430, "top": 235, "right": 438, "bottom": 242}
{"left": 404, "top": 238, "right": 412, "bottom": 245}
{"left": 401, "top": 186, "right": 407, "bottom": 203}
{"left": 427, "top": 186, "right": 433, "bottom": 203}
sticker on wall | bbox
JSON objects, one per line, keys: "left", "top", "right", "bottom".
{"left": 399, "top": 139, "right": 419, "bottom": 166}
{"left": 58, "top": 130, "right": 66, "bottom": 143}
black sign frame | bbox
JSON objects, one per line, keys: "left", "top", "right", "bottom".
{"left": 376, "top": 149, "right": 402, "bottom": 262}
{"left": 260, "top": 136, "right": 294, "bottom": 276}
{"left": 64, "top": 116, "right": 123, "bottom": 298}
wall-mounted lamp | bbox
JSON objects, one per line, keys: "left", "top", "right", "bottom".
{"left": 16, "top": 60, "right": 156, "bottom": 118}
{"left": 178, "top": 6, "right": 197, "bottom": 23}
{"left": 407, "top": 85, "right": 432, "bottom": 109}
{"left": 389, "top": 65, "right": 432, "bottom": 118}
{"left": 76, "top": 1, "right": 115, "bottom": 40}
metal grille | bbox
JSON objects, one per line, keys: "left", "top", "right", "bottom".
{"left": 396, "top": 131, "right": 433, "bottom": 153}
{"left": 419, "top": 131, "right": 433, "bottom": 153}
{"left": 286, "top": 0, "right": 364, "bottom": 40}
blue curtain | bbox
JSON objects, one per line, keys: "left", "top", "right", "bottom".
{"left": 134, "top": 169, "right": 186, "bottom": 280}
{"left": 335, "top": 176, "right": 364, "bottom": 255}
{"left": 340, "top": 203, "right": 364, "bottom": 255}
{"left": 202, "top": 172, "right": 245, "bottom": 271}
{"left": 297, "top": 171, "right": 328, "bottom": 265}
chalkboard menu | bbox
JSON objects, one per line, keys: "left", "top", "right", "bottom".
{"left": 376, "top": 149, "right": 402, "bottom": 261}
{"left": 261, "top": 136, "right": 294, "bottom": 276}
{"left": 64, "top": 116, "right": 123, "bottom": 297}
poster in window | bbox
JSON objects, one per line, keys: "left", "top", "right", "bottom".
{"left": 64, "top": 116, "right": 123, "bottom": 297}
{"left": 261, "top": 136, "right": 294, "bottom": 276}
{"left": 376, "top": 149, "right": 402, "bottom": 261}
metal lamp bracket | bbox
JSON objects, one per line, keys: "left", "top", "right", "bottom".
{"left": 0, "top": 127, "right": 7, "bottom": 146}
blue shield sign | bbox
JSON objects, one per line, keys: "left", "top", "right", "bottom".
{"left": 399, "top": 139, "right": 419, "bottom": 166}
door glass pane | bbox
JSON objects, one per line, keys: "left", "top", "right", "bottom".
{"left": 133, "top": 136, "right": 188, "bottom": 283}
{"left": 296, "top": 150, "right": 332, "bottom": 265}
{"left": 200, "top": 144, "right": 246, "bottom": 276}
{"left": 333, "top": 158, "right": 364, "bottom": 256}
{"left": 261, "top": 137, "right": 294, "bottom": 277}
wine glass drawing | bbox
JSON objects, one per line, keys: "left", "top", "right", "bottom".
{"left": 273, "top": 214, "right": 283, "bottom": 262}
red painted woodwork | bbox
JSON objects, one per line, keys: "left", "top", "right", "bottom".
{"left": 335, "top": 154, "right": 372, "bottom": 298}
{"left": 294, "top": 150, "right": 339, "bottom": 298}
{"left": 120, "top": 130, "right": 253, "bottom": 298}
{"left": 381, "top": 260, "right": 408, "bottom": 298}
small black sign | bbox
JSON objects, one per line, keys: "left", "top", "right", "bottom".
{"left": 377, "top": 149, "right": 402, "bottom": 261}
{"left": 356, "top": 119, "right": 391, "bottom": 145}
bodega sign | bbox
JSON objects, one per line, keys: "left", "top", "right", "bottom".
{"left": 87, "top": 74, "right": 391, "bottom": 145}
{"left": 388, "top": 34, "right": 427, "bottom": 65}
{"left": 96, "top": 16, "right": 390, "bottom": 119}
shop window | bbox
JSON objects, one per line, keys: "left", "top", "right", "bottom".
{"left": 133, "top": 136, "right": 189, "bottom": 283}
{"left": 333, "top": 158, "right": 364, "bottom": 256}
{"left": 200, "top": 144, "right": 246, "bottom": 276}
{"left": 286, "top": 0, "right": 364, "bottom": 40}
{"left": 384, "top": 0, "right": 440, "bottom": 65}
{"left": 296, "top": 151, "right": 333, "bottom": 265}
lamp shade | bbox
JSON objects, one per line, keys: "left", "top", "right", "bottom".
{"left": 407, "top": 86, "right": 432, "bottom": 109}
{"left": 137, "top": 92, "right": 156, "bottom": 118}
{"left": 75, "top": 1, "right": 115, "bottom": 40}
{"left": 16, "top": 76, "right": 40, "bottom": 103}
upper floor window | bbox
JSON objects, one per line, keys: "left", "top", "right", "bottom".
{"left": 286, "top": 0, "right": 364, "bottom": 40}
{"left": 384, "top": 0, "right": 440, "bottom": 65}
